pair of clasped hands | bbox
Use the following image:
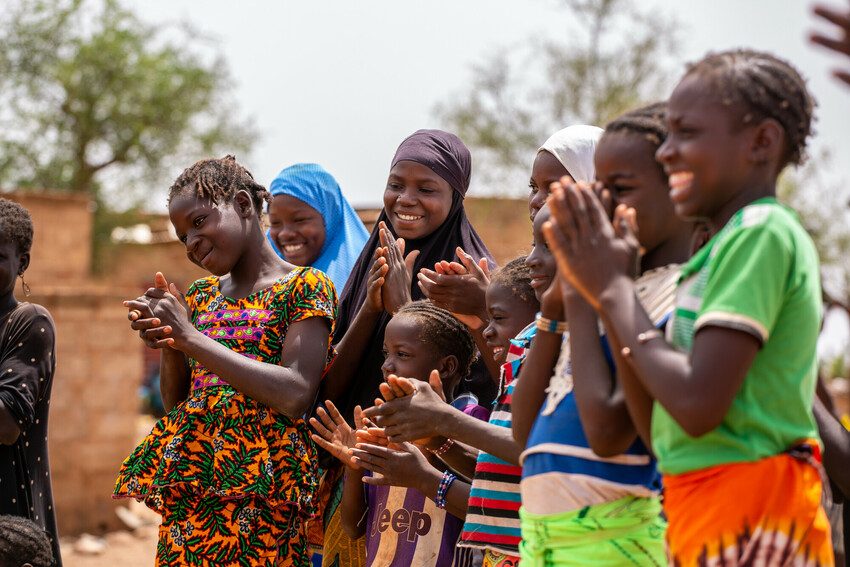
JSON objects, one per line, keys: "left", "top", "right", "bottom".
{"left": 123, "top": 272, "right": 192, "bottom": 351}
{"left": 366, "top": 220, "right": 492, "bottom": 322}
{"left": 310, "top": 371, "right": 450, "bottom": 488}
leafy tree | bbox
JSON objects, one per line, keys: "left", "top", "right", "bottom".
{"left": 0, "top": 0, "right": 255, "bottom": 271}
{"left": 434, "top": 0, "right": 678, "bottom": 192}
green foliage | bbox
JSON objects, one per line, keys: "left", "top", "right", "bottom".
{"left": 0, "top": 0, "right": 255, "bottom": 272}
{"left": 434, "top": 0, "right": 678, "bottom": 192}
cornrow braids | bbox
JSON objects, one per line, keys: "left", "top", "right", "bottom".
{"left": 489, "top": 256, "right": 538, "bottom": 310}
{"left": 0, "top": 515, "right": 53, "bottom": 567}
{"left": 685, "top": 49, "right": 815, "bottom": 167}
{"left": 167, "top": 155, "right": 271, "bottom": 217}
{"left": 395, "top": 300, "right": 477, "bottom": 379}
{"left": 605, "top": 102, "right": 668, "bottom": 148}
{"left": 0, "top": 198, "right": 34, "bottom": 255}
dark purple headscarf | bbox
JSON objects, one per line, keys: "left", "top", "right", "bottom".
{"left": 333, "top": 130, "right": 495, "bottom": 417}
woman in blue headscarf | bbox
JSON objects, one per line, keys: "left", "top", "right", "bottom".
{"left": 267, "top": 163, "right": 369, "bottom": 294}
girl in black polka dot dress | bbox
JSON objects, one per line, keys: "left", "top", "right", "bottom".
{"left": 0, "top": 198, "right": 60, "bottom": 566}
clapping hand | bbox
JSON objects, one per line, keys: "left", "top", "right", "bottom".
{"left": 378, "top": 221, "right": 419, "bottom": 314}
{"left": 309, "top": 401, "right": 366, "bottom": 470}
{"left": 417, "top": 246, "right": 491, "bottom": 329}
{"left": 543, "top": 178, "right": 640, "bottom": 310}
{"left": 124, "top": 272, "right": 191, "bottom": 349}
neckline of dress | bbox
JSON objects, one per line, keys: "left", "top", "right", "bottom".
{"left": 212, "top": 267, "right": 303, "bottom": 302}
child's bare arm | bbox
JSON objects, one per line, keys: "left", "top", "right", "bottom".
{"left": 320, "top": 249, "right": 388, "bottom": 405}
{"left": 340, "top": 467, "right": 368, "bottom": 539}
{"left": 566, "top": 294, "right": 637, "bottom": 457}
{"left": 512, "top": 279, "right": 563, "bottom": 447}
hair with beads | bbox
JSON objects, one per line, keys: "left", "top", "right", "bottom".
{"left": 0, "top": 515, "right": 53, "bottom": 567}
{"left": 394, "top": 300, "right": 477, "bottom": 379}
{"left": 167, "top": 155, "right": 270, "bottom": 217}
{"left": 684, "top": 49, "right": 815, "bottom": 167}
{"left": 0, "top": 199, "right": 34, "bottom": 256}
{"left": 489, "top": 256, "right": 538, "bottom": 310}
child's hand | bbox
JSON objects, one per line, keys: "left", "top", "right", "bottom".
{"left": 124, "top": 300, "right": 170, "bottom": 349}
{"left": 417, "top": 247, "right": 490, "bottom": 327}
{"left": 378, "top": 222, "right": 418, "bottom": 314}
{"left": 544, "top": 180, "right": 640, "bottom": 310}
{"left": 363, "top": 372, "right": 449, "bottom": 444}
{"left": 811, "top": 2, "right": 850, "bottom": 86}
{"left": 365, "top": 248, "right": 389, "bottom": 314}
{"left": 351, "top": 441, "right": 432, "bottom": 490}
{"left": 310, "top": 401, "right": 362, "bottom": 470}
{"left": 132, "top": 273, "right": 192, "bottom": 349}
{"left": 541, "top": 271, "right": 566, "bottom": 320}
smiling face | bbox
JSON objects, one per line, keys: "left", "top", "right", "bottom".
{"left": 381, "top": 315, "right": 447, "bottom": 382}
{"left": 267, "top": 194, "right": 326, "bottom": 266}
{"left": 655, "top": 73, "right": 757, "bottom": 225}
{"left": 482, "top": 282, "right": 539, "bottom": 365}
{"left": 525, "top": 206, "right": 557, "bottom": 302}
{"left": 383, "top": 160, "right": 454, "bottom": 240}
{"left": 169, "top": 188, "right": 250, "bottom": 276}
{"left": 595, "top": 131, "right": 682, "bottom": 255}
{"left": 529, "top": 150, "right": 570, "bottom": 221}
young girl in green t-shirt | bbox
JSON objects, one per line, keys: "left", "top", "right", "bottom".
{"left": 542, "top": 49, "right": 833, "bottom": 566}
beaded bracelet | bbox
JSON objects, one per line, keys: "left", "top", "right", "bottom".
{"left": 435, "top": 470, "right": 457, "bottom": 509}
{"left": 428, "top": 438, "right": 454, "bottom": 456}
{"left": 535, "top": 312, "right": 568, "bottom": 334}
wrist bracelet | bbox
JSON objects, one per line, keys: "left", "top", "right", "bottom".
{"left": 435, "top": 470, "right": 457, "bottom": 509}
{"left": 428, "top": 438, "right": 454, "bottom": 456}
{"left": 535, "top": 312, "right": 568, "bottom": 334}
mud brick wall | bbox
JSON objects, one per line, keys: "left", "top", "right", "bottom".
{"left": 5, "top": 192, "right": 93, "bottom": 282}
{"left": 31, "top": 285, "right": 143, "bottom": 535}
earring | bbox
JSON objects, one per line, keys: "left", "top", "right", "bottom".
{"left": 19, "top": 274, "right": 30, "bottom": 297}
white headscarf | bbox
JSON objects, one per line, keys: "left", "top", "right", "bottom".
{"left": 538, "top": 125, "right": 604, "bottom": 183}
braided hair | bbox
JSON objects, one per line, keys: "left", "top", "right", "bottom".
{"left": 0, "top": 199, "right": 34, "bottom": 256}
{"left": 167, "top": 155, "right": 271, "bottom": 217}
{"left": 489, "top": 256, "right": 538, "bottom": 310}
{"left": 394, "top": 300, "right": 477, "bottom": 379}
{"left": 685, "top": 49, "right": 815, "bottom": 167}
{"left": 0, "top": 515, "right": 53, "bottom": 567}
{"left": 604, "top": 102, "right": 668, "bottom": 177}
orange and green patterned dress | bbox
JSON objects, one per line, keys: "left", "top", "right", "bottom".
{"left": 114, "top": 267, "right": 337, "bottom": 566}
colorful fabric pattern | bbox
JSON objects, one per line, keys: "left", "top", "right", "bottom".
{"left": 458, "top": 324, "right": 534, "bottom": 557}
{"left": 114, "top": 267, "right": 337, "bottom": 565}
{"left": 520, "top": 265, "right": 677, "bottom": 517}
{"left": 663, "top": 445, "right": 833, "bottom": 567}
{"left": 519, "top": 495, "right": 666, "bottom": 566}
{"left": 654, "top": 198, "right": 822, "bottom": 475}
{"left": 156, "top": 493, "right": 308, "bottom": 566}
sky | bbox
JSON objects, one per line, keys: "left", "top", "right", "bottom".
{"left": 123, "top": 0, "right": 850, "bottom": 352}
{"left": 128, "top": 0, "right": 850, "bottom": 208}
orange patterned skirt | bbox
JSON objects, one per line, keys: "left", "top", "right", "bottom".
{"left": 663, "top": 444, "right": 833, "bottom": 567}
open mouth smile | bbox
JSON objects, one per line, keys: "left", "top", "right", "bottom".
{"left": 395, "top": 212, "right": 423, "bottom": 222}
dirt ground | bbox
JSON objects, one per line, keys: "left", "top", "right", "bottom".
{"left": 61, "top": 524, "right": 158, "bottom": 566}
{"left": 59, "top": 416, "right": 160, "bottom": 566}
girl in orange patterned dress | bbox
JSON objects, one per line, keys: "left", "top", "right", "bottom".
{"left": 114, "top": 156, "right": 337, "bottom": 566}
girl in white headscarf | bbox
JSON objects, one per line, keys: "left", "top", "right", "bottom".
{"left": 528, "top": 125, "right": 603, "bottom": 220}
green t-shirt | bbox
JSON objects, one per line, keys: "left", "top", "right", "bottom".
{"left": 652, "top": 198, "right": 822, "bottom": 475}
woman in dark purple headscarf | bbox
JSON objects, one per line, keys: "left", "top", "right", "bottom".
{"left": 322, "top": 129, "right": 495, "bottom": 416}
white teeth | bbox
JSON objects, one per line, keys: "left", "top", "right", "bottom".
{"left": 283, "top": 244, "right": 305, "bottom": 253}
{"left": 669, "top": 172, "right": 694, "bottom": 190}
{"left": 397, "top": 213, "right": 422, "bottom": 221}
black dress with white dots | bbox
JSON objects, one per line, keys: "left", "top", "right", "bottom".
{"left": 0, "top": 302, "right": 60, "bottom": 565}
